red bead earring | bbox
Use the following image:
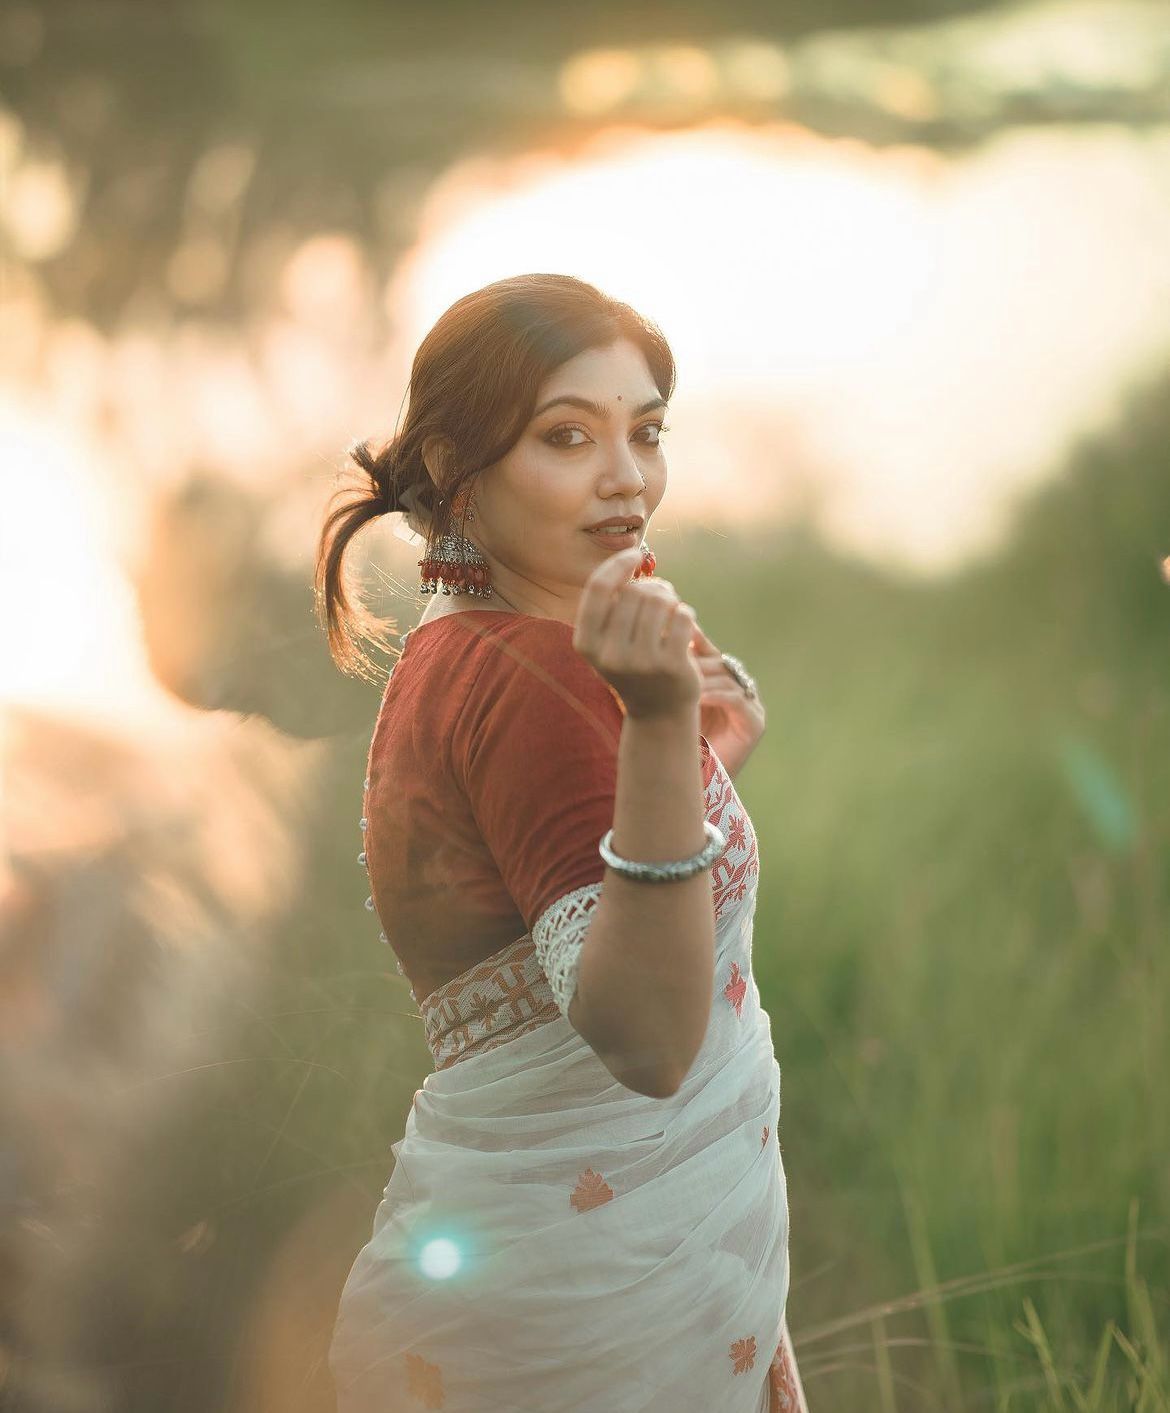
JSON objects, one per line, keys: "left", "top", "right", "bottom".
{"left": 418, "top": 487, "right": 494, "bottom": 597}
{"left": 633, "top": 476, "right": 655, "bottom": 579}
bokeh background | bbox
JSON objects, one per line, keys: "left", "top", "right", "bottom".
{"left": 2, "top": 1, "right": 1169, "bottom": 1409}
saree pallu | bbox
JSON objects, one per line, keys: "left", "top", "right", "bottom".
{"left": 330, "top": 754, "right": 805, "bottom": 1412}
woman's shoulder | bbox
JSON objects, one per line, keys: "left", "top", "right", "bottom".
{"left": 426, "top": 612, "right": 625, "bottom": 758}
{"left": 396, "top": 608, "right": 622, "bottom": 707}
{"left": 472, "top": 614, "right": 622, "bottom": 708}
{"left": 404, "top": 610, "right": 593, "bottom": 680}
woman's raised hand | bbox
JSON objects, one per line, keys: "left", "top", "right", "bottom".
{"left": 572, "top": 545, "right": 703, "bottom": 722}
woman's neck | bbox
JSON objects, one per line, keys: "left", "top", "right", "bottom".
{"left": 416, "top": 587, "right": 577, "bottom": 629}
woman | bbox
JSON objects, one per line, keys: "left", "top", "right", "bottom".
{"left": 316, "top": 274, "right": 807, "bottom": 1412}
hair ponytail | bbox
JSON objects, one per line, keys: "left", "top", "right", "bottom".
{"left": 314, "top": 437, "right": 405, "bottom": 683}
{"left": 349, "top": 436, "right": 396, "bottom": 513}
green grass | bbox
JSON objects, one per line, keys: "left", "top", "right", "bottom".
{"left": 662, "top": 366, "right": 1170, "bottom": 1409}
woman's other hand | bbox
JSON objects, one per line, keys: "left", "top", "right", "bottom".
{"left": 689, "top": 622, "right": 766, "bottom": 778}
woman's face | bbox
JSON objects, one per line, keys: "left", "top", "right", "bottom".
{"left": 454, "top": 337, "right": 669, "bottom": 617}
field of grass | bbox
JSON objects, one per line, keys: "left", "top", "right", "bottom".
{"left": 668, "top": 369, "right": 1169, "bottom": 1408}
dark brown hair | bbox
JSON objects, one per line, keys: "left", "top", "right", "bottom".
{"left": 313, "top": 272, "right": 676, "bottom": 682}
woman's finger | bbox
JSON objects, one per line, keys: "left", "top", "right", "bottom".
{"left": 695, "top": 658, "right": 741, "bottom": 684}
{"left": 688, "top": 622, "right": 724, "bottom": 660}
{"left": 574, "top": 546, "right": 643, "bottom": 647}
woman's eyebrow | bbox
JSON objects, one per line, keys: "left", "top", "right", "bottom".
{"left": 531, "top": 395, "right": 668, "bottom": 420}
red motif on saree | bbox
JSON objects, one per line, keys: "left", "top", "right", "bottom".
{"left": 705, "top": 766, "right": 759, "bottom": 918}
{"left": 404, "top": 1351, "right": 444, "bottom": 1408}
{"left": 421, "top": 937, "right": 559, "bottom": 1070}
{"left": 724, "top": 962, "right": 747, "bottom": 1017}
{"left": 570, "top": 1168, "right": 614, "bottom": 1212}
{"left": 768, "top": 1333, "right": 803, "bottom": 1412}
{"left": 730, "top": 1334, "right": 758, "bottom": 1374}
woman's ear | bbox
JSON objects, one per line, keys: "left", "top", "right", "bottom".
{"left": 420, "top": 434, "right": 454, "bottom": 493}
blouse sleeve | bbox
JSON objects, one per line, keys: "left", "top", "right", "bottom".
{"left": 452, "top": 620, "right": 625, "bottom": 1015}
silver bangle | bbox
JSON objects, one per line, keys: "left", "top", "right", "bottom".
{"left": 598, "top": 820, "right": 726, "bottom": 882}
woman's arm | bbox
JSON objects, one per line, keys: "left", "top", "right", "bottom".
{"left": 568, "top": 699, "right": 713, "bottom": 1098}
{"left": 562, "top": 547, "right": 717, "bottom": 1099}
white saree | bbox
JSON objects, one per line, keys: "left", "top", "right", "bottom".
{"left": 329, "top": 746, "right": 807, "bottom": 1412}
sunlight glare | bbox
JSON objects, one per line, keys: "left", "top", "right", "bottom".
{"left": 389, "top": 124, "right": 932, "bottom": 388}
{"left": 418, "top": 1237, "right": 462, "bottom": 1281}
{"left": 384, "top": 120, "right": 1170, "bottom": 571}
{"left": 0, "top": 395, "right": 175, "bottom": 731}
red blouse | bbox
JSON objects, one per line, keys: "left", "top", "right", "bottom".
{"left": 363, "top": 610, "right": 715, "bottom": 1005}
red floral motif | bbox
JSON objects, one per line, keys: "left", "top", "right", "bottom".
{"left": 711, "top": 846, "right": 741, "bottom": 889}
{"left": 768, "top": 1334, "right": 803, "bottom": 1412}
{"left": 709, "top": 771, "right": 734, "bottom": 809}
{"left": 701, "top": 769, "right": 760, "bottom": 916}
{"left": 421, "top": 937, "right": 561, "bottom": 1071}
{"left": 570, "top": 1167, "right": 614, "bottom": 1212}
{"left": 712, "top": 850, "right": 756, "bottom": 916}
{"left": 730, "top": 1334, "right": 758, "bottom": 1375}
{"left": 762, "top": 1124, "right": 769, "bottom": 1147}
{"left": 463, "top": 990, "right": 498, "bottom": 1028}
{"left": 404, "top": 1351, "right": 445, "bottom": 1409}
{"left": 724, "top": 962, "right": 747, "bottom": 1017}
{"left": 446, "top": 1021, "right": 472, "bottom": 1055}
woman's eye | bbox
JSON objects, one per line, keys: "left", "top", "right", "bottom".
{"left": 545, "top": 425, "right": 589, "bottom": 448}
{"left": 545, "top": 422, "right": 670, "bottom": 448}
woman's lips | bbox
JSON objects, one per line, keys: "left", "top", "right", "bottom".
{"left": 584, "top": 528, "right": 640, "bottom": 548}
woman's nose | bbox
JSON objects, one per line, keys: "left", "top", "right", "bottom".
{"left": 609, "top": 455, "right": 646, "bottom": 491}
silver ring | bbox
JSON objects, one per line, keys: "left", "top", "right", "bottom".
{"left": 720, "top": 652, "right": 758, "bottom": 700}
